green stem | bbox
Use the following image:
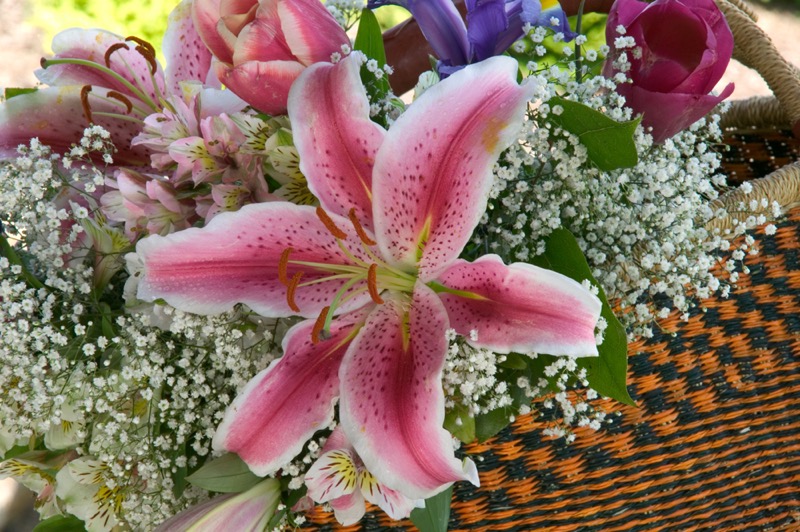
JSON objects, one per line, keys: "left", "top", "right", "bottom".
{"left": 575, "top": 0, "right": 587, "bottom": 83}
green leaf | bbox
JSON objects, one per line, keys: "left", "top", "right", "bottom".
{"left": 186, "top": 453, "right": 262, "bottom": 493}
{"left": 4, "top": 87, "right": 38, "bottom": 100}
{"left": 411, "top": 485, "right": 453, "bottom": 532}
{"left": 33, "top": 515, "right": 87, "bottom": 532}
{"left": 474, "top": 406, "right": 517, "bottom": 442}
{"left": 354, "top": 8, "right": 386, "bottom": 67}
{"left": 545, "top": 96, "right": 640, "bottom": 172}
{"left": 444, "top": 404, "right": 476, "bottom": 444}
{"left": 530, "top": 228, "right": 634, "bottom": 406}
{"left": 499, "top": 352, "right": 528, "bottom": 370}
{"left": 0, "top": 233, "right": 44, "bottom": 289}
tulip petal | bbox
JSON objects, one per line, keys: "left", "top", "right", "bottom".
{"left": 277, "top": 0, "right": 350, "bottom": 65}
{"left": 163, "top": 0, "right": 216, "bottom": 93}
{"left": 136, "top": 202, "right": 372, "bottom": 318}
{"left": 232, "top": 4, "right": 296, "bottom": 64}
{"left": 288, "top": 55, "right": 386, "bottom": 228}
{"left": 0, "top": 86, "right": 149, "bottom": 165}
{"left": 215, "top": 59, "right": 305, "bottom": 115}
{"left": 435, "top": 255, "right": 601, "bottom": 356}
{"left": 621, "top": 82, "right": 734, "bottom": 142}
{"left": 213, "top": 309, "right": 367, "bottom": 476}
{"left": 339, "top": 283, "right": 479, "bottom": 500}
{"left": 37, "top": 29, "right": 165, "bottom": 107}
{"left": 372, "top": 56, "right": 533, "bottom": 279}
{"left": 193, "top": 0, "right": 236, "bottom": 64}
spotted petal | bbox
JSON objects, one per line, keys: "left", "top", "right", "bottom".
{"left": 192, "top": 0, "right": 236, "bottom": 64}
{"left": 213, "top": 309, "right": 368, "bottom": 476}
{"left": 163, "top": 0, "right": 216, "bottom": 94}
{"left": 288, "top": 55, "right": 386, "bottom": 229}
{"left": 372, "top": 56, "right": 533, "bottom": 279}
{"left": 339, "top": 283, "right": 479, "bottom": 500}
{"left": 435, "top": 255, "right": 601, "bottom": 356}
{"left": 135, "top": 202, "right": 372, "bottom": 318}
{"left": 37, "top": 29, "right": 166, "bottom": 107}
{"left": 0, "top": 86, "right": 149, "bottom": 165}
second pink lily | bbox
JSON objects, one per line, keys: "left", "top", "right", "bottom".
{"left": 134, "top": 54, "right": 601, "bottom": 501}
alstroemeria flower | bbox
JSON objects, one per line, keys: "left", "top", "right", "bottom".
{"left": 134, "top": 55, "right": 601, "bottom": 501}
{"left": 154, "top": 479, "right": 281, "bottom": 531}
{"left": 305, "top": 426, "right": 423, "bottom": 525}
{"left": 0, "top": 0, "right": 217, "bottom": 165}
{"left": 370, "top": 0, "right": 575, "bottom": 76}
{"left": 191, "top": 0, "right": 350, "bottom": 115}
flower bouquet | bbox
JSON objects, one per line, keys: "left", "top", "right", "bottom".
{"left": 0, "top": 0, "right": 795, "bottom": 529}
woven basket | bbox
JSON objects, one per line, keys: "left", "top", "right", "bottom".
{"left": 304, "top": 2, "right": 800, "bottom": 529}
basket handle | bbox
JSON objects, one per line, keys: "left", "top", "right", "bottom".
{"left": 715, "top": 0, "right": 800, "bottom": 136}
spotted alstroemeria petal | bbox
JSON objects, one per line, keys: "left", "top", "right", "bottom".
{"left": 0, "top": 86, "right": 149, "bottom": 166}
{"left": 358, "top": 469, "right": 422, "bottom": 520}
{"left": 339, "top": 283, "right": 479, "bottom": 500}
{"left": 288, "top": 55, "right": 386, "bottom": 229}
{"left": 136, "top": 202, "right": 372, "bottom": 319}
{"left": 277, "top": 0, "right": 350, "bottom": 65}
{"left": 371, "top": 56, "right": 533, "bottom": 279}
{"left": 435, "top": 255, "right": 601, "bottom": 356}
{"left": 163, "top": 0, "right": 216, "bottom": 94}
{"left": 305, "top": 449, "right": 359, "bottom": 503}
{"left": 213, "top": 309, "right": 367, "bottom": 476}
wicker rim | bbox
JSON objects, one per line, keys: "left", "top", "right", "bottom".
{"left": 710, "top": 0, "right": 800, "bottom": 233}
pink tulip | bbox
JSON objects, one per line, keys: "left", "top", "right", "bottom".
{"left": 192, "top": 0, "right": 350, "bottom": 115}
{"left": 605, "top": 0, "right": 734, "bottom": 142}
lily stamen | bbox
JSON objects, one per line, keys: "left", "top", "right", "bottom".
{"left": 286, "top": 272, "right": 303, "bottom": 312}
{"left": 278, "top": 247, "right": 293, "bottom": 285}
{"left": 311, "top": 306, "right": 330, "bottom": 344}
{"left": 125, "top": 36, "right": 158, "bottom": 75}
{"left": 348, "top": 208, "right": 376, "bottom": 246}
{"left": 316, "top": 207, "right": 348, "bottom": 240}
{"left": 107, "top": 91, "right": 133, "bottom": 114}
{"left": 367, "top": 264, "right": 384, "bottom": 304}
{"left": 104, "top": 43, "right": 130, "bottom": 68}
{"left": 80, "top": 85, "right": 93, "bottom": 123}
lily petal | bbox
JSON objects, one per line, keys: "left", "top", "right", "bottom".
{"left": 37, "top": 29, "right": 166, "bottom": 107}
{"left": 0, "top": 86, "right": 149, "bottom": 165}
{"left": 372, "top": 56, "right": 533, "bottom": 279}
{"left": 163, "top": 0, "right": 216, "bottom": 94}
{"left": 135, "top": 202, "right": 372, "bottom": 318}
{"left": 215, "top": 59, "right": 305, "bottom": 115}
{"left": 435, "top": 255, "right": 601, "bottom": 356}
{"left": 277, "top": 0, "right": 350, "bottom": 65}
{"left": 213, "top": 309, "right": 367, "bottom": 476}
{"left": 288, "top": 55, "right": 386, "bottom": 228}
{"left": 339, "top": 283, "right": 479, "bottom": 500}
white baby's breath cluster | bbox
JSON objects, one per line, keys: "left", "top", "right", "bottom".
{"left": 442, "top": 329, "right": 513, "bottom": 416}
{"left": 0, "top": 139, "right": 274, "bottom": 528}
{"left": 478, "top": 63, "right": 755, "bottom": 338}
{"left": 325, "top": 0, "right": 367, "bottom": 29}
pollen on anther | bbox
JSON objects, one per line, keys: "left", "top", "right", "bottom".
{"left": 316, "top": 207, "right": 348, "bottom": 240}
{"left": 286, "top": 272, "right": 303, "bottom": 313}
{"left": 104, "top": 42, "right": 130, "bottom": 67}
{"left": 367, "top": 264, "right": 384, "bottom": 305}
{"left": 311, "top": 306, "right": 330, "bottom": 344}
{"left": 348, "top": 208, "right": 376, "bottom": 246}
{"left": 80, "top": 85, "right": 93, "bottom": 124}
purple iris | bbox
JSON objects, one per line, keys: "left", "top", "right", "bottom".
{"left": 370, "top": 0, "right": 576, "bottom": 76}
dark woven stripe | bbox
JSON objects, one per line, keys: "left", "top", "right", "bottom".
{"left": 304, "top": 137, "right": 800, "bottom": 531}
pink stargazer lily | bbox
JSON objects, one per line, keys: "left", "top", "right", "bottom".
{"left": 134, "top": 54, "right": 602, "bottom": 502}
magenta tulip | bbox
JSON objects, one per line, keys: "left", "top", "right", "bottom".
{"left": 192, "top": 0, "right": 349, "bottom": 115}
{"left": 605, "top": 0, "right": 734, "bottom": 142}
